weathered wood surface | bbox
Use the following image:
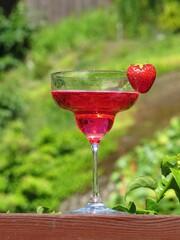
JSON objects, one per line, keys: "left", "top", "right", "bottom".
{"left": 0, "top": 214, "right": 180, "bottom": 240}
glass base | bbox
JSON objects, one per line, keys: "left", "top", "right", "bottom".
{"left": 64, "top": 202, "right": 124, "bottom": 214}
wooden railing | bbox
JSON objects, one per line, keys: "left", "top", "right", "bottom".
{"left": 0, "top": 214, "right": 180, "bottom": 240}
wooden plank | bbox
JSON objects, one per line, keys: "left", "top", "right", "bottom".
{"left": 0, "top": 214, "right": 179, "bottom": 240}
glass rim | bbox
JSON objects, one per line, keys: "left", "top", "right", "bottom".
{"left": 51, "top": 69, "right": 126, "bottom": 78}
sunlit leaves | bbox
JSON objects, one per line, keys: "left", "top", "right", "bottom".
{"left": 110, "top": 117, "right": 180, "bottom": 214}
{"left": 125, "top": 176, "right": 157, "bottom": 200}
{"left": 117, "top": 154, "right": 180, "bottom": 214}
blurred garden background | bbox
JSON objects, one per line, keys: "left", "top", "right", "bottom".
{"left": 0, "top": 0, "right": 179, "bottom": 214}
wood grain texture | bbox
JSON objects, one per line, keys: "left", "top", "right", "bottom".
{"left": 0, "top": 214, "right": 179, "bottom": 240}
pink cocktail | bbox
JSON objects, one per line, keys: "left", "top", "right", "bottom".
{"left": 51, "top": 70, "right": 139, "bottom": 214}
{"left": 52, "top": 90, "right": 138, "bottom": 144}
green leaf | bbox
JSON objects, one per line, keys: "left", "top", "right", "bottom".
{"left": 36, "top": 206, "right": 44, "bottom": 214}
{"left": 171, "top": 168, "right": 180, "bottom": 189}
{"left": 112, "top": 204, "right": 129, "bottom": 213}
{"left": 156, "top": 173, "right": 173, "bottom": 202}
{"left": 169, "top": 178, "right": 180, "bottom": 202}
{"left": 36, "top": 206, "right": 52, "bottom": 214}
{"left": 146, "top": 197, "right": 159, "bottom": 212}
{"left": 128, "top": 201, "right": 136, "bottom": 213}
{"left": 125, "top": 176, "right": 157, "bottom": 200}
{"left": 136, "top": 209, "right": 157, "bottom": 215}
{"left": 113, "top": 202, "right": 137, "bottom": 214}
{"left": 161, "top": 155, "right": 179, "bottom": 176}
{"left": 157, "top": 173, "right": 180, "bottom": 202}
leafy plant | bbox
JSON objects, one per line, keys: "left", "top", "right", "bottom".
{"left": 0, "top": 117, "right": 121, "bottom": 212}
{"left": 0, "top": 3, "right": 34, "bottom": 71}
{"left": 0, "top": 81, "right": 24, "bottom": 127}
{"left": 158, "top": 0, "right": 180, "bottom": 33}
{"left": 110, "top": 117, "right": 180, "bottom": 214}
{"left": 113, "top": 154, "right": 180, "bottom": 214}
{"left": 115, "top": 0, "right": 162, "bottom": 38}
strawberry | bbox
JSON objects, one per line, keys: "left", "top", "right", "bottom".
{"left": 126, "top": 64, "right": 156, "bottom": 93}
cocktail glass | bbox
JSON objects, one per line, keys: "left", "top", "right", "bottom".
{"left": 51, "top": 70, "right": 139, "bottom": 214}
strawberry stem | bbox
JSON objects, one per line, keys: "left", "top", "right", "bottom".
{"left": 139, "top": 64, "right": 143, "bottom": 69}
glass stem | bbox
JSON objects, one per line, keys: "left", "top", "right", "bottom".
{"left": 89, "top": 143, "right": 102, "bottom": 204}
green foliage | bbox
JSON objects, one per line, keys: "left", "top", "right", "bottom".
{"left": 110, "top": 117, "right": 180, "bottom": 214}
{"left": 0, "top": 3, "right": 34, "bottom": 71}
{"left": 113, "top": 154, "right": 180, "bottom": 214}
{"left": 36, "top": 205, "right": 61, "bottom": 214}
{"left": 33, "top": 8, "right": 117, "bottom": 54}
{"left": 158, "top": 0, "right": 180, "bottom": 33}
{"left": 0, "top": 117, "right": 118, "bottom": 212}
{"left": 28, "top": 4, "right": 180, "bottom": 78}
{"left": 0, "top": 122, "right": 85, "bottom": 212}
{"left": 115, "top": 0, "right": 162, "bottom": 38}
{"left": 0, "top": 80, "right": 24, "bottom": 127}
{"left": 58, "top": 34, "right": 180, "bottom": 75}
{"left": 125, "top": 176, "right": 157, "bottom": 200}
{"left": 115, "top": 0, "right": 180, "bottom": 38}
{"left": 31, "top": 8, "right": 118, "bottom": 77}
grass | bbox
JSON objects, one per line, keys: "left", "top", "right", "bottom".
{"left": 50, "top": 34, "right": 180, "bottom": 75}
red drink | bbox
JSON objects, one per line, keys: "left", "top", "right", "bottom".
{"left": 52, "top": 90, "right": 139, "bottom": 144}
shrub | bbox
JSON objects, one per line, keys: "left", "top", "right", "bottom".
{"left": 158, "top": 0, "right": 180, "bottom": 33}
{"left": 0, "top": 3, "right": 34, "bottom": 71}
{"left": 0, "top": 81, "right": 24, "bottom": 127}
{"left": 115, "top": 0, "right": 163, "bottom": 38}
